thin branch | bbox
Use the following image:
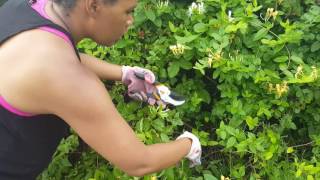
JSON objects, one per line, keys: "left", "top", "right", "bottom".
{"left": 266, "top": 30, "right": 292, "bottom": 67}
{"left": 251, "top": 22, "right": 292, "bottom": 68}
{"left": 290, "top": 141, "right": 314, "bottom": 148}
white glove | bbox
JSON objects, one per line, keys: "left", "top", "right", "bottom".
{"left": 176, "top": 131, "right": 202, "bottom": 167}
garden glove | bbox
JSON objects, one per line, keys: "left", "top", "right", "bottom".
{"left": 121, "top": 66, "right": 165, "bottom": 106}
{"left": 176, "top": 131, "right": 202, "bottom": 167}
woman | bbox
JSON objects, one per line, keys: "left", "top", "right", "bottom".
{"left": 0, "top": 0, "right": 202, "bottom": 179}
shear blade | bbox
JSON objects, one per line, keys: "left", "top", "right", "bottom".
{"left": 162, "top": 93, "right": 185, "bottom": 106}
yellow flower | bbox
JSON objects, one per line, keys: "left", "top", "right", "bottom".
{"left": 272, "top": 10, "right": 279, "bottom": 20}
{"left": 268, "top": 83, "right": 274, "bottom": 93}
{"left": 311, "top": 66, "right": 318, "bottom": 80}
{"left": 213, "top": 51, "right": 222, "bottom": 61}
{"left": 265, "top": 8, "right": 279, "bottom": 21}
{"left": 295, "top": 65, "right": 304, "bottom": 79}
{"left": 208, "top": 54, "right": 213, "bottom": 68}
{"left": 169, "top": 43, "right": 185, "bottom": 56}
{"left": 221, "top": 175, "right": 231, "bottom": 180}
{"left": 275, "top": 81, "right": 289, "bottom": 97}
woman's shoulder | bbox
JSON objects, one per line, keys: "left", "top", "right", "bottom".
{"left": 0, "top": 29, "right": 93, "bottom": 115}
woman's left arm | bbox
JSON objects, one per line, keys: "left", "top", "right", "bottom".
{"left": 80, "top": 53, "right": 122, "bottom": 81}
{"left": 80, "top": 53, "right": 161, "bottom": 105}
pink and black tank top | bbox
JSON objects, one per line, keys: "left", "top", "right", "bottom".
{"left": 0, "top": 0, "right": 80, "bottom": 179}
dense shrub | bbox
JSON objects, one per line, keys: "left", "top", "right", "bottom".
{"left": 37, "top": 0, "right": 320, "bottom": 179}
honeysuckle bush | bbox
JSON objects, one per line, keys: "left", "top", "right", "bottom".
{"left": 37, "top": 0, "right": 320, "bottom": 179}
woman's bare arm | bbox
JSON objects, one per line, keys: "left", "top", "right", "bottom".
{"left": 80, "top": 53, "right": 122, "bottom": 81}
{"left": 14, "top": 48, "right": 191, "bottom": 176}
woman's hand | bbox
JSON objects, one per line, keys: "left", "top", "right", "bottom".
{"left": 176, "top": 131, "right": 202, "bottom": 167}
{"left": 121, "top": 66, "right": 165, "bottom": 106}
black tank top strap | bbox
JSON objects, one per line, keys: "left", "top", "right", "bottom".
{"left": 0, "top": 0, "right": 81, "bottom": 61}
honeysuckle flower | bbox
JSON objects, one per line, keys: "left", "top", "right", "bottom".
{"left": 207, "top": 54, "right": 213, "bottom": 67}
{"left": 265, "top": 8, "right": 279, "bottom": 21}
{"left": 188, "top": 2, "right": 205, "bottom": 16}
{"left": 275, "top": 81, "right": 289, "bottom": 97}
{"left": 169, "top": 43, "right": 185, "bottom": 56}
{"left": 295, "top": 65, "right": 304, "bottom": 79}
{"left": 272, "top": 10, "right": 279, "bottom": 20}
{"left": 228, "top": 10, "right": 235, "bottom": 22}
{"left": 268, "top": 83, "right": 274, "bottom": 93}
{"left": 156, "top": 0, "right": 169, "bottom": 10}
{"left": 278, "top": 0, "right": 284, "bottom": 5}
{"left": 221, "top": 175, "right": 230, "bottom": 180}
{"left": 213, "top": 51, "right": 222, "bottom": 61}
{"left": 311, "top": 66, "right": 318, "bottom": 80}
{"left": 207, "top": 49, "right": 223, "bottom": 64}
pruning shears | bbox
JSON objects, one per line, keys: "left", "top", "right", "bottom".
{"left": 134, "top": 72, "right": 186, "bottom": 106}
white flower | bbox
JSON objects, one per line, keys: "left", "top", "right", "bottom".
{"left": 157, "top": 0, "right": 169, "bottom": 10}
{"left": 311, "top": 66, "right": 318, "bottom": 80}
{"left": 228, "top": 10, "right": 235, "bottom": 22}
{"left": 188, "top": 2, "right": 205, "bottom": 16}
{"left": 295, "top": 65, "right": 304, "bottom": 79}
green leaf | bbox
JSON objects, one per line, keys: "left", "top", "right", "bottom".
{"left": 226, "top": 137, "right": 237, "bottom": 148}
{"left": 291, "top": 55, "right": 304, "bottom": 64}
{"left": 179, "top": 61, "right": 193, "bottom": 70}
{"left": 307, "top": 175, "right": 315, "bottom": 180}
{"left": 220, "top": 131, "right": 227, "bottom": 140}
{"left": 245, "top": 116, "right": 259, "bottom": 130}
{"left": 175, "top": 35, "right": 199, "bottom": 44}
{"left": 145, "top": 10, "right": 156, "bottom": 22}
{"left": 208, "top": 141, "right": 219, "bottom": 146}
{"left": 274, "top": 56, "right": 288, "bottom": 63}
{"left": 164, "top": 168, "right": 175, "bottom": 180}
{"left": 253, "top": 28, "right": 268, "bottom": 41}
{"left": 264, "top": 151, "right": 273, "bottom": 160}
{"left": 154, "top": 18, "right": 162, "bottom": 27}
{"left": 168, "top": 62, "right": 180, "bottom": 78}
{"left": 160, "top": 133, "right": 170, "bottom": 142}
{"left": 287, "top": 147, "right": 294, "bottom": 153}
{"left": 203, "top": 174, "right": 218, "bottom": 180}
{"left": 169, "top": 21, "right": 177, "bottom": 32}
{"left": 194, "top": 23, "right": 208, "bottom": 33}
{"left": 311, "top": 41, "right": 320, "bottom": 52}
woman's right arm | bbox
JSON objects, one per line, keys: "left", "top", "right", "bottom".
{"left": 29, "top": 53, "right": 193, "bottom": 176}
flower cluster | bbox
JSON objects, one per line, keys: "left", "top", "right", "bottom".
{"left": 268, "top": 81, "right": 289, "bottom": 97}
{"left": 156, "top": 0, "right": 169, "bottom": 10}
{"left": 169, "top": 43, "right": 185, "bottom": 56}
{"left": 265, "top": 8, "right": 279, "bottom": 21}
{"left": 207, "top": 49, "right": 223, "bottom": 67}
{"left": 188, "top": 2, "right": 205, "bottom": 16}
{"left": 295, "top": 65, "right": 318, "bottom": 80}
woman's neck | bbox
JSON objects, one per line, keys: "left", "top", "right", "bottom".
{"left": 45, "top": 0, "right": 86, "bottom": 44}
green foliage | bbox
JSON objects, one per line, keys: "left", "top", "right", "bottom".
{"left": 40, "top": 0, "right": 320, "bottom": 179}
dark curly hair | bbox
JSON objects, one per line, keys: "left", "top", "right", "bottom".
{"left": 53, "top": 0, "right": 117, "bottom": 10}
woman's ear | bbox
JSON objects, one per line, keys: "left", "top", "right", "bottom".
{"left": 85, "top": 0, "right": 101, "bottom": 17}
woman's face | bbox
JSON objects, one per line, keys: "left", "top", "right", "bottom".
{"left": 87, "top": 0, "right": 137, "bottom": 46}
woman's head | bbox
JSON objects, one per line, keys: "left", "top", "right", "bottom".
{"left": 54, "top": 0, "right": 136, "bottom": 46}
{"left": 53, "top": 0, "right": 117, "bottom": 10}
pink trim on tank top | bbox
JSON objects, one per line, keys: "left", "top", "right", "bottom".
{"left": 0, "top": 96, "right": 34, "bottom": 117}
{"left": 31, "top": 0, "right": 73, "bottom": 46}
